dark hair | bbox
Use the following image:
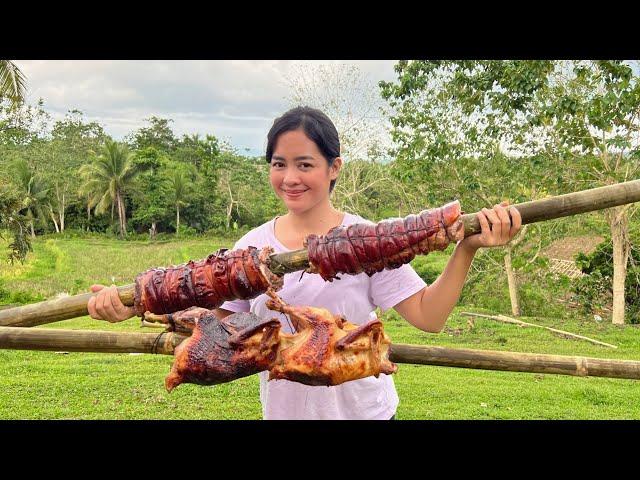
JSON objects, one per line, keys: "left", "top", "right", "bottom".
{"left": 266, "top": 106, "right": 340, "bottom": 192}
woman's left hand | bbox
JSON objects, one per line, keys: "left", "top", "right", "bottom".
{"left": 459, "top": 200, "right": 522, "bottom": 251}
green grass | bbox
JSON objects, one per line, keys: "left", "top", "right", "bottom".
{"left": 1, "top": 235, "right": 639, "bottom": 419}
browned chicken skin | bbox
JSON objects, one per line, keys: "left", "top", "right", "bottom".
{"left": 265, "top": 291, "right": 397, "bottom": 386}
{"left": 165, "top": 310, "right": 281, "bottom": 392}
{"left": 162, "top": 291, "right": 397, "bottom": 392}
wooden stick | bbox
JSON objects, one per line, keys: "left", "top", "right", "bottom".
{"left": 460, "top": 312, "right": 618, "bottom": 349}
{"left": 0, "top": 326, "right": 638, "bottom": 380}
{"left": 0, "top": 326, "right": 188, "bottom": 354}
{"left": 2, "top": 178, "right": 640, "bottom": 328}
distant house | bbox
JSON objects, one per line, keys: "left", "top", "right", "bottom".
{"left": 541, "top": 235, "right": 604, "bottom": 278}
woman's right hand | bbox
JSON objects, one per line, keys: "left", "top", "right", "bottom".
{"left": 87, "top": 284, "right": 137, "bottom": 322}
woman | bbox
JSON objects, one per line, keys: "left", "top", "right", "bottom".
{"left": 88, "top": 106, "right": 522, "bottom": 420}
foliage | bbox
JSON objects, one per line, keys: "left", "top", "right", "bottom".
{"left": 573, "top": 237, "right": 640, "bottom": 323}
{"left": 0, "top": 61, "right": 26, "bottom": 104}
{"left": 0, "top": 181, "right": 32, "bottom": 263}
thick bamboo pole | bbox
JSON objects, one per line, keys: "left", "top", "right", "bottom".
{"left": 0, "top": 326, "right": 188, "bottom": 354}
{"left": 2, "top": 179, "right": 640, "bottom": 328}
{"left": 1, "top": 326, "right": 638, "bottom": 380}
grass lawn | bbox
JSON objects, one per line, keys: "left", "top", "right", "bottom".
{"left": 1, "top": 235, "right": 639, "bottom": 419}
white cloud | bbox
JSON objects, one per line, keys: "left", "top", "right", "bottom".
{"left": 14, "top": 60, "right": 398, "bottom": 155}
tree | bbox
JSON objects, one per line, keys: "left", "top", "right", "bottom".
{"left": 0, "top": 61, "right": 26, "bottom": 104}
{"left": 380, "top": 61, "right": 565, "bottom": 316}
{"left": 10, "top": 159, "right": 50, "bottom": 238}
{"left": 285, "top": 62, "right": 392, "bottom": 163}
{"left": 129, "top": 147, "right": 172, "bottom": 238}
{"left": 41, "top": 110, "right": 106, "bottom": 232}
{"left": 0, "top": 180, "right": 31, "bottom": 263}
{"left": 79, "top": 140, "right": 142, "bottom": 238}
{"left": 128, "top": 116, "right": 177, "bottom": 153}
{"left": 167, "top": 162, "right": 195, "bottom": 235}
{"left": 381, "top": 60, "right": 640, "bottom": 323}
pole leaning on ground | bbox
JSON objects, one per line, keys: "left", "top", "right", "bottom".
{"left": 0, "top": 326, "right": 638, "bottom": 380}
{"left": 1, "top": 178, "right": 640, "bottom": 328}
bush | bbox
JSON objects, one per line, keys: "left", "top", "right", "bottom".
{"left": 572, "top": 237, "right": 640, "bottom": 324}
{"left": 0, "top": 279, "right": 44, "bottom": 306}
{"left": 410, "top": 248, "right": 453, "bottom": 284}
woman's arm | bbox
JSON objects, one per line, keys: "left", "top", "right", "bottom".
{"left": 394, "top": 201, "right": 521, "bottom": 333}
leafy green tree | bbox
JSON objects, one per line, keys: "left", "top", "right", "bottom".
{"left": 39, "top": 110, "right": 107, "bottom": 232}
{"left": 174, "top": 133, "right": 220, "bottom": 171}
{"left": 10, "top": 159, "right": 50, "bottom": 238}
{"left": 381, "top": 61, "right": 565, "bottom": 316}
{"left": 382, "top": 60, "right": 640, "bottom": 323}
{"left": 0, "top": 180, "right": 31, "bottom": 263}
{"left": 0, "top": 98, "right": 50, "bottom": 147}
{"left": 128, "top": 116, "right": 177, "bottom": 153}
{"left": 129, "top": 147, "right": 172, "bottom": 238}
{"left": 79, "top": 140, "right": 142, "bottom": 238}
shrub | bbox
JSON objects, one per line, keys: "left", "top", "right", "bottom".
{"left": 572, "top": 237, "right": 640, "bottom": 324}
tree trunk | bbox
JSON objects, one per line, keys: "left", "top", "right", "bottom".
{"left": 149, "top": 222, "right": 157, "bottom": 240}
{"left": 504, "top": 246, "right": 521, "bottom": 316}
{"left": 48, "top": 206, "right": 60, "bottom": 233}
{"left": 30, "top": 220, "right": 35, "bottom": 239}
{"left": 86, "top": 199, "right": 91, "bottom": 232}
{"left": 609, "top": 206, "right": 630, "bottom": 325}
{"left": 226, "top": 203, "right": 232, "bottom": 230}
{"left": 59, "top": 192, "right": 65, "bottom": 232}
{"left": 116, "top": 191, "right": 126, "bottom": 239}
{"left": 176, "top": 205, "right": 180, "bottom": 236}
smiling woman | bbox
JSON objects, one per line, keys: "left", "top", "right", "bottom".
{"left": 87, "top": 105, "right": 523, "bottom": 420}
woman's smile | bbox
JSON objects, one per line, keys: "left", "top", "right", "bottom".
{"left": 282, "top": 188, "right": 309, "bottom": 199}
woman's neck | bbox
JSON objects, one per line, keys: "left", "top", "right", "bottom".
{"left": 289, "top": 199, "right": 342, "bottom": 232}
{"left": 278, "top": 199, "right": 344, "bottom": 241}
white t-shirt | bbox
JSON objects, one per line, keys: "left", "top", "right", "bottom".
{"left": 220, "top": 213, "right": 427, "bottom": 420}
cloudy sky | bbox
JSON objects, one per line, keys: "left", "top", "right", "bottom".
{"left": 14, "top": 60, "right": 398, "bottom": 156}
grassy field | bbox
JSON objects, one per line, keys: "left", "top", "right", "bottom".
{"left": 1, "top": 234, "right": 639, "bottom": 419}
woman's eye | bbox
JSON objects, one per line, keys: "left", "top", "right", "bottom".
{"left": 299, "top": 163, "right": 312, "bottom": 169}
{"left": 271, "top": 162, "right": 284, "bottom": 168}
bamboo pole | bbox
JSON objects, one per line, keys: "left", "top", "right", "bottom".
{"left": 1, "top": 326, "right": 638, "bottom": 380}
{"left": 2, "top": 178, "right": 640, "bottom": 328}
{"left": 0, "top": 326, "right": 188, "bottom": 355}
{"left": 460, "top": 312, "right": 619, "bottom": 349}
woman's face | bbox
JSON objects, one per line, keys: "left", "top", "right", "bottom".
{"left": 269, "top": 129, "right": 341, "bottom": 215}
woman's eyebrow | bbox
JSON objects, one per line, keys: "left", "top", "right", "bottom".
{"left": 271, "top": 155, "right": 316, "bottom": 161}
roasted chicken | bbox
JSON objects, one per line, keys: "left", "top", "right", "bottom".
{"left": 161, "top": 291, "right": 397, "bottom": 392}
{"left": 165, "top": 310, "right": 281, "bottom": 392}
{"left": 265, "top": 291, "right": 397, "bottom": 386}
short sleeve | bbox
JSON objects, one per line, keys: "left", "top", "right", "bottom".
{"left": 369, "top": 263, "right": 427, "bottom": 312}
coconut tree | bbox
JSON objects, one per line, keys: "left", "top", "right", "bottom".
{"left": 11, "top": 159, "right": 50, "bottom": 238}
{"left": 0, "top": 60, "right": 26, "bottom": 103}
{"left": 79, "top": 140, "right": 142, "bottom": 238}
{"left": 168, "top": 164, "right": 194, "bottom": 235}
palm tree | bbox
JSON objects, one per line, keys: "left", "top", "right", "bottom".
{"left": 0, "top": 60, "right": 27, "bottom": 103}
{"left": 79, "top": 140, "right": 142, "bottom": 238}
{"left": 168, "top": 166, "right": 193, "bottom": 235}
{"left": 11, "top": 160, "right": 50, "bottom": 238}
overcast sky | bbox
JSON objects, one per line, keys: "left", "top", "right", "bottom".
{"left": 14, "top": 60, "right": 398, "bottom": 156}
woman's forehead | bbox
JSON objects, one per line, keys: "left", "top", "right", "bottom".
{"left": 272, "top": 132, "right": 323, "bottom": 159}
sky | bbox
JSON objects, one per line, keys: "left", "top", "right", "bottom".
{"left": 14, "top": 60, "right": 399, "bottom": 156}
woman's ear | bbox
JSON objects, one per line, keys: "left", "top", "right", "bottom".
{"left": 330, "top": 157, "right": 343, "bottom": 179}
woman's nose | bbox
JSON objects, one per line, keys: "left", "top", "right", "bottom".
{"left": 283, "top": 167, "right": 301, "bottom": 185}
